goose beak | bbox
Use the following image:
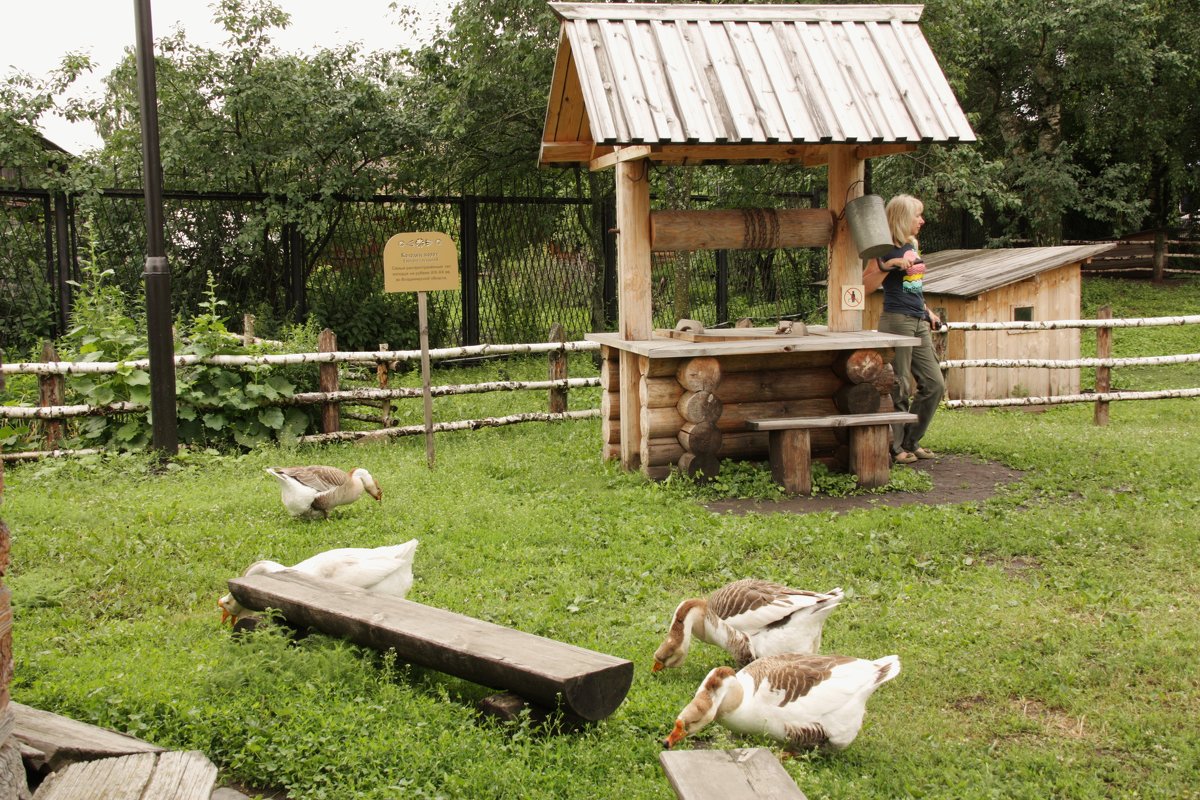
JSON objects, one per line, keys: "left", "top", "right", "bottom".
{"left": 651, "top": 660, "right": 665, "bottom": 673}
{"left": 219, "top": 601, "right": 236, "bottom": 626}
{"left": 663, "top": 720, "right": 687, "bottom": 749}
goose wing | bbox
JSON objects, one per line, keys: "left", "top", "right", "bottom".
{"left": 710, "top": 580, "right": 841, "bottom": 633}
{"left": 268, "top": 466, "right": 350, "bottom": 494}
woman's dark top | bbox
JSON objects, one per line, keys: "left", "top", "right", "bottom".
{"left": 880, "top": 242, "right": 928, "bottom": 320}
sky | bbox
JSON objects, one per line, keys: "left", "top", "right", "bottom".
{"left": 4, "top": 0, "right": 456, "bottom": 154}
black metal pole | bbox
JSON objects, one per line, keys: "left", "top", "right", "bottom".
{"left": 134, "top": 0, "right": 178, "bottom": 455}
{"left": 460, "top": 195, "right": 480, "bottom": 346}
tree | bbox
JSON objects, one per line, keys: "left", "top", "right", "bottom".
{"left": 916, "top": 0, "right": 1200, "bottom": 243}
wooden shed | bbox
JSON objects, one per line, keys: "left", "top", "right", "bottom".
{"left": 863, "top": 245, "right": 1115, "bottom": 401}
{"left": 539, "top": 3, "right": 975, "bottom": 481}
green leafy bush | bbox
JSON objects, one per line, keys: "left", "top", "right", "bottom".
{"left": 306, "top": 263, "right": 424, "bottom": 352}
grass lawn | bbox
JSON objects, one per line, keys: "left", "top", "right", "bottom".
{"left": 2, "top": 277, "right": 1198, "bottom": 799}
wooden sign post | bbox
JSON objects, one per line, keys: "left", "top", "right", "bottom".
{"left": 383, "top": 233, "right": 460, "bottom": 468}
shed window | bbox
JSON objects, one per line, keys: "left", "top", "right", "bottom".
{"left": 1013, "top": 306, "right": 1034, "bottom": 322}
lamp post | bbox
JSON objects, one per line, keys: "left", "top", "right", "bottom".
{"left": 133, "top": 0, "right": 178, "bottom": 455}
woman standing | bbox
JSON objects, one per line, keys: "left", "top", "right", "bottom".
{"left": 863, "top": 194, "right": 944, "bottom": 464}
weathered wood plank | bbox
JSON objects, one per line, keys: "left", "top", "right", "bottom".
{"left": 659, "top": 748, "right": 807, "bottom": 800}
{"left": 746, "top": 412, "right": 916, "bottom": 432}
{"left": 12, "top": 703, "right": 163, "bottom": 774}
{"left": 141, "top": 751, "right": 219, "bottom": 800}
{"left": 228, "top": 572, "right": 633, "bottom": 721}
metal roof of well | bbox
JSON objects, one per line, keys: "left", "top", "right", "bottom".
{"left": 540, "top": 3, "right": 976, "bottom": 166}
{"left": 922, "top": 245, "right": 1116, "bottom": 297}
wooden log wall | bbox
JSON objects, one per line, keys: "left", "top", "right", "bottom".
{"left": 600, "top": 347, "right": 895, "bottom": 480}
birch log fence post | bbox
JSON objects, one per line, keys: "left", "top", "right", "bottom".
{"left": 38, "top": 343, "right": 65, "bottom": 450}
{"left": 377, "top": 343, "right": 392, "bottom": 428}
{"left": 548, "top": 324, "right": 568, "bottom": 414}
{"left": 1094, "top": 306, "right": 1112, "bottom": 426}
{"left": 242, "top": 314, "right": 255, "bottom": 347}
{"left": 318, "top": 329, "right": 340, "bottom": 434}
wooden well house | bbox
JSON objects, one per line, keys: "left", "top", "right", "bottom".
{"left": 863, "top": 245, "right": 1114, "bottom": 401}
{"left": 539, "top": 2, "right": 975, "bottom": 482}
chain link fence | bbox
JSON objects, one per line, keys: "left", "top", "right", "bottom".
{"left": 2, "top": 177, "right": 984, "bottom": 358}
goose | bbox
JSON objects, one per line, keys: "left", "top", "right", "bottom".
{"left": 653, "top": 579, "right": 844, "bottom": 671}
{"left": 663, "top": 653, "right": 901, "bottom": 753}
{"left": 219, "top": 539, "right": 418, "bottom": 624}
{"left": 265, "top": 465, "right": 381, "bottom": 519}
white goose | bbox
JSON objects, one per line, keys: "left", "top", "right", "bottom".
{"left": 664, "top": 653, "right": 901, "bottom": 753}
{"left": 265, "top": 465, "right": 381, "bottom": 519}
{"left": 219, "top": 539, "right": 418, "bottom": 624}
{"left": 653, "top": 579, "right": 844, "bottom": 671}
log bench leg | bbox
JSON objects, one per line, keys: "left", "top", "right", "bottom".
{"left": 767, "top": 429, "right": 812, "bottom": 495}
{"left": 849, "top": 425, "right": 892, "bottom": 488}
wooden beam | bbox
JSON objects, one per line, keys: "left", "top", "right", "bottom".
{"left": 543, "top": 141, "right": 911, "bottom": 169}
{"left": 589, "top": 145, "right": 653, "bottom": 171}
{"left": 826, "top": 145, "right": 865, "bottom": 332}
{"left": 228, "top": 571, "right": 634, "bottom": 722}
{"left": 659, "top": 748, "right": 808, "bottom": 800}
{"left": 615, "top": 157, "right": 652, "bottom": 470}
{"left": 650, "top": 208, "right": 833, "bottom": 252}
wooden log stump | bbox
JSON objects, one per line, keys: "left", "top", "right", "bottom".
{"left": 767, "top": 429, "right": 812, "bottom": 495}
{"left": 677, "top": 451, "right": 720, "bottom": 480}
{"left": 849, "top": 424, "right": 893, "bottom": 488}
{"left": 834, "top": 382, "right": 882, "bottom": 415}
{"left": 678, "top": 422, "right": 723, "bottom": 454}
{"left": 642, "top": 437, "right": 685, "bottom": 467}
{"left": 228, "top": 571, "right": 633, "bottom": 722}
{"left": 676, "top": 357, "right": 722, "bottom": 393}
{"left": 873, "top": 362, "right": 897, "bottom": 394}
{"left": 677, "top": 391, "right": 722, "bottom": 424}
{"left": 833, "top": 348, "right": 885, "bottom": 384}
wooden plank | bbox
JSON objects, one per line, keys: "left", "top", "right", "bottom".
{"left": 725, "top": 21, "right": 791, "bottom": 141}
{"left": 586, "top": 330, "right": 920, "bottom": 359}
{"left": 697, "top": 20, "right": 763, "bottom": 142}
{"left": 33, "top": 752, "right": 156, "bottom": 800}
{"left": 12, "top": 702, "right": 163, "bottom": 774}
{"left": 659, "top": 748, "right": 808, "bottom": 800}
{"left": 746, "top": 412, "right": 917, "bottom": 431}
{"left": 140, "top": 751, "right": 219, "bottom": 800}
{"left": 651, "top": 20, "right": 716, "bottom": 143}
{"left": 228, "top": 571, "right": 633, "bottom": 722}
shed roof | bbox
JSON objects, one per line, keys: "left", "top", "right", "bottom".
{"left": 540, "top": 2, "right": 975, "bottom": 167}
{"left": 922, "top": 245, "right": 1116, "bottom": 298}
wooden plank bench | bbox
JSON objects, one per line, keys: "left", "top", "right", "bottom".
{"left": 228, "top": 571, "right": 634, "bottom": 722}
{"left": 746, "top": 411, "right": 918, "bottom": 494}
{"left": 659, "top": 748, "right": 807, "bottom": 800}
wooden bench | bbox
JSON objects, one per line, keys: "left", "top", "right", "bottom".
{"left": 228, "top": 570, "right": 634, "bottom": 722}
{"left": 659, "top": 748, "right": 807, "bottom": 799}
{"left": 746, "top": 411, "right": 918, "bottom": 494}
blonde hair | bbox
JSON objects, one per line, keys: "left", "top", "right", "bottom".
{"left": 885, "top": 194, "right": 924, "bottom": 247}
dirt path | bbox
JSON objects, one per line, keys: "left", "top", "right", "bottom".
{"left": 705, "top": 454, "right": 1025, "bottom": 516}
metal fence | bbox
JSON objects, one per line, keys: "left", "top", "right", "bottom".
{"left": 0, "top": 180, "right": 984, "bottom": 358}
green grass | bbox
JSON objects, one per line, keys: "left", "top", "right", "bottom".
{"left": 2, "top": 276, "right": 1199, "bottom": 799}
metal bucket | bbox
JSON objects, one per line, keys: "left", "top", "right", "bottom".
{"left": 844, "top": 194, "right": 893, "bottom": 259}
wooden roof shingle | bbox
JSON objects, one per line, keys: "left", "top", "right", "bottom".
{"left": 922, "top": 245, "right": 1117, "bottom": 298}
{"left": 540, "top": 2, "right": 975, "bottom": 167}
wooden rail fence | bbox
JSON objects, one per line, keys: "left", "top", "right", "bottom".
{"left": 938, "top": 309, "right": 1200, "bottom": 424}
{"left": 0, "top": 329, "right": 602, "bottom": 460}
{"left": 3, "top": 312, "right": 1197, "bottom": 458}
